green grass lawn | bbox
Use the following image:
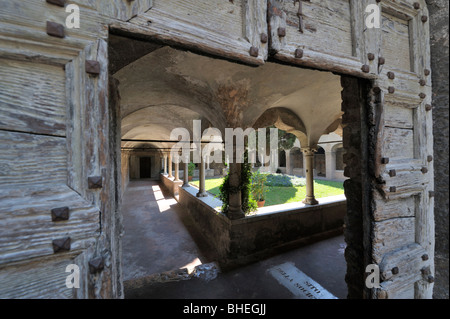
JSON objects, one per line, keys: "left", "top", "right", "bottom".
{"left": 190, "top": 176, "right": 345, "bottom": 207}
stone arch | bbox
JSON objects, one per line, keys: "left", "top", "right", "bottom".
{"left": 252, "top": 107, "right": 309, "bottom": 148}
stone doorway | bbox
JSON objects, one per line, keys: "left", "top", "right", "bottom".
{"left": 139, "top": 157, "right": 152, "bottom": 179}
{"left": 110, "top": 34, "right": 370, "bottom": 299}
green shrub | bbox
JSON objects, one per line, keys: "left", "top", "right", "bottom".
{"left": 264, "top": 173, "right": 306, "bottom": 187}
{"left": 251, "top": 170, "right": 268, "bottom": 201}
{"left": 188, "top": 162, "right": 196, "bottom": 176}
{"left": 218, "top": 151, "right": 257, "bottom": 216}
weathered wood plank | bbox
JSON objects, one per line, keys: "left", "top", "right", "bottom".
{"left": 0, "top": 59, "right": 66, "bottom": 136}
{"left": 378, "top": 280, "right": 416, "bottom": 299}
{"left": 154, "top": 0, "right": 243, "bottom": 40}
{"left": 278, "top": 0, "right": 353, "bottom": 57}
{"left": 384, "top": 104, "right": 414, "bottom": 129}
{"left": 372, "top": 217, "right": 415, "bottom": 264}
{"left": 378, "top": 163, "right": 429, "bottom": 199}
{"left": 0, "top": 131, "right": 67, "bottom": 187}
{"left": 379, "top": 243, "right": 428, "bottom": 281}
{"left": 65, "top": 52, "right": 85, "bottom": 197}
{"left": 95, "top": 0, "right": 153, "bottom": 22}
{"left": 383, "top": 91, "right": 422, "bottom": 109}
{"left": 373, "top": 192, "right": 417, "bottom": 221}
{"left": 382, "top": 127, "right": 415, "bottom": 160}
{"left": 0, "top": 0, "right": 108, "bottom": 54}
{"left": 112, "top": 0, "right": 265, "bottom": 66}
{"left": 0, "top": 253, "right": 76, "bottom": 299}
{"left": 0, "top": 185, "right": 99, "bottom": 265}
{"left": 381, "top": 11, "right": 412, "bottom": 72}
{"left": 245, "top": 0, "right": 269, "bottom": 60}
{"left": 268, "top": 0, "right": 370, "bottom": 77}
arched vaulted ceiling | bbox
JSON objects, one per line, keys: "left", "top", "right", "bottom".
{"left": 114, "top": 46, "right": 343, "bottom": 151}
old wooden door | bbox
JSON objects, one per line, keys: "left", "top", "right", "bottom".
{"left": 268, "top": 0, "right": 434, "bottom": 298}
{"left": 0, "top": 0, "right": 156, "bottom": 298}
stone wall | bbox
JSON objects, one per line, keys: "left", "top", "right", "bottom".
{"left": 121, "top": 152, "right": 130, "bottom": 193}
{"left": 425, "top": 0, "right": 449, "bottom": 299}
{"left": 341, "top": 76, "right": 371, "bottom": 299}
{"left": 335, "top": 148, "right": 345, "bottom": 171}
{"left": 160, "top": 174, "right": 183, "bottom": 197}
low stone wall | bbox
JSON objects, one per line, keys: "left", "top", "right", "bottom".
{"left": 334, "top": 170, "right": 346, "bottom": 181}
{"left": 160, "top": 174, "right": 183, "bottom": 197}
{"left": 179, "top": 187, "right": 346, "bottom": 270}
{"left": 192, "top": 169, "right": 215, "bottom": 178}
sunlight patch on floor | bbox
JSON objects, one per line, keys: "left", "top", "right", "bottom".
{"left": 152, "top": 185, "right": 178, "bottom": 213}
{"left": 180, "top": 257, "right": 203, "bottom": 274}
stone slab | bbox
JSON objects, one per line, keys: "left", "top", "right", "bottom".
{"left": 268, "top": 262, "right": 338, "bottom": 299}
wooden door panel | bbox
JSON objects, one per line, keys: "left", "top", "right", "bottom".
{"left": 0, "top": 253, "right": 76, "bottom": 299}
{"left": 112, "top": 0, "right": 269, "bottom": 65}
{"left": 273, "top": 0, "right": 353, "bottom": 57}
{"left": 0, "top": 131, "right": 67, "bottom": 187}
{"left": 268, "top": 0, "right": 434, "bottom": 298}
{"left": 0, "top": 59, "right": 66, "bottom": 136}
{"left": 372, "top": 0, "right": 434, "bottom": 299}
{"left": 268, "top": 0, "right": 364, "bottom": 76}
{"left": 0, "top": 185, "right": 99, "bottom": 265}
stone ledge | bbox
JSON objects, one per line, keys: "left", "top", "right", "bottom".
{"left": 160, "top": 173, "right": 183, "bottom": 197}
{"left": 123, "top": 262, "right": 220, "bottom": 290}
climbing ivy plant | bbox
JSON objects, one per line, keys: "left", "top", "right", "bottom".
{"left": 218, "top": 150, "right": 257, "bottom": 216}
{"left": 241, "top": 151, "right": 258, "bottom": 214}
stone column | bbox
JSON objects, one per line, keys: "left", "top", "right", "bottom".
{"left": 286, "top": 150, "right": 291, "bottom": 175}
{"left": 251, "top": 152, "right": 256, "bottom": 168}
{"left": 174, "top": 154, "right": 180, "bottom": 181}
{"left": 196, "top": 152, "right": 207, "bottom": 197}
{"left": 325, "top": 150, "right": 336, "bottom": 180}
{"left": 168, "top": 152, "right": 173, "bottom": 178}
{"left": 228, "top": 162, "right": 245, "bottom": 219}
{"left": 183, "top": 155, "right": 189, "bottom": 187}
{"left": 228, "top": 147, "right": 245, "bottom": 220}
{"left": 163, "top": 155, "right": 167, "bottom": 175}
{"left": 302, "top": 152, "right": 307, "bottom": 177}
{"left": 302, "top": 148, "right": 319, "bottom": 205}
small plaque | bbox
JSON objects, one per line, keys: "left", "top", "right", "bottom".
{"left": 268, "top": 262, "right": 338, "bottom": 299}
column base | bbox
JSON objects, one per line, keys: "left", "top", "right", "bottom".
{"left": 227, "top": 208, "right": 245, "bottom": 220}
{"left": 196, "top": 192, "right": 208, "bottom": 198}
{"left": 182, "top": 182, "right": 190, "bottom": 187}
{"left": 302, "top": 197, "right": 319, "bottom": 205}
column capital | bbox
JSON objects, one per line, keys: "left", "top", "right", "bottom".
{"left": 301, "top": 147, "right": 318, "bottom": 156}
